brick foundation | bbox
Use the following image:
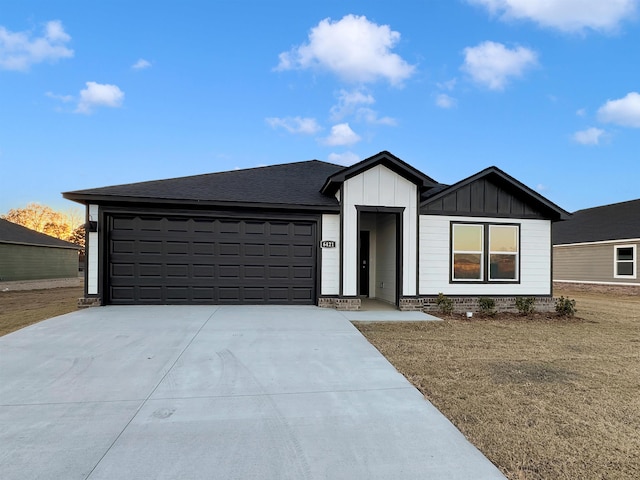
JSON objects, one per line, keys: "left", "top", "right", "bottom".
{"left": 318, "top": 297, "right": 361, "bottom": 310}
{"left": 419, "top": 296, "right": 555, "bottom": 314}
{"left": 78, "top": 297, "right": 101, "bottom": 308}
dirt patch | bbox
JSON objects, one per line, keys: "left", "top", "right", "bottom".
{"left": 355, "top": 285, "right": 640, "bottom": 479}
{"left": 0, "top": 285, "right": 83, "bottom": 336}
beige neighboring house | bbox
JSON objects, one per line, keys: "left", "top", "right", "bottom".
{"left": 553, "top": 199, "right": 640, "bottom": 286}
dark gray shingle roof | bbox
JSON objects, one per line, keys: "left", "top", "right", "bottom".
{"left": 0, "top": 219, "right": 80, "bottom": 249}
{"left": 64, "top": 160, "right": 345, "bottom": 208}
{"left": 553, "top": 198, "right": 640, "bottom": 244}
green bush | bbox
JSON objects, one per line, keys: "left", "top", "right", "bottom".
{"left": 436, "top": 293, "right": 454, "bottom": 314}
{"left": 515, "top": 297, "right": 536, "bottom": 315}
{"left": 478, "top": 297, "right": 496, "bottom": 316}
{"left": 555, "top": 296, "right": 577, "bottom": 317}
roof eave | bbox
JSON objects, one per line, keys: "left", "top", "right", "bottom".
{"left": 62, "top": 192, "right": 340, "bottom": 213}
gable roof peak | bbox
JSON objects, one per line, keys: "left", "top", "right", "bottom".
{"left": 320, "top": 150, "right": 439, "bottom": 195}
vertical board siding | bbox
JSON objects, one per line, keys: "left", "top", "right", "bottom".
{"left": 342, "top": 164, "right": 417, "bottom": 296}
{"left": 320, "top": 214, "right": 340, "bottom": 295}
{"left": 419, "top": 215, "right": 551, "bottom": 295}
{"left": 0, "top": 244, "right": 77, "bottom": 281}
{"left": 87, "top": 204, "right": 99, "bottom": 295}
{"left": 553, "top": 241, "right": 640, "bottom": 285}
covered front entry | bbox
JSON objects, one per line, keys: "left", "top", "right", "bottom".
{"left": 358, "top": 210, "right": 401, "bottom": 307}
{"left": 106, "top": 214, "right": 317, "bottom": 305}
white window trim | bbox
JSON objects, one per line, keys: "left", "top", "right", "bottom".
{"left": 452, "top": 224, "right": 484, "bottom": 282}
{"left": 488, "top": 225, "right": 520, "bottom": 282}
{"left": 614, "top": 244, "right": 637, "bottom": 279}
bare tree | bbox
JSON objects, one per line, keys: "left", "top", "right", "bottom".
{"left": 2, "top": 203, "right": 84, "bottom": 247}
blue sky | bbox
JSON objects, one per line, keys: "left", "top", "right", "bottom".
{"left": 1, "top": 0, "right": 639, "bottom": 214}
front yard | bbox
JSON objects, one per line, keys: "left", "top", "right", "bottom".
{"left": 356, "top": 285, "right": 640, "bottom": 479}
{"left": 2, "top": 284, "right": 638, "bottom": 479}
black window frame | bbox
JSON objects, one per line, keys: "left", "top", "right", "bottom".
{"left": 449, "top": 221, "right": 521, "bottom": 284}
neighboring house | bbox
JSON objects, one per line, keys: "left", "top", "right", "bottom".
{"left": 553, "top": 199, "right": 640, "bottom": 286}
{"left": 63, "top": 151, "right": 569, "bottom": 310}
{"left": 0, "top": 218, "right": 80, "bottom": 282}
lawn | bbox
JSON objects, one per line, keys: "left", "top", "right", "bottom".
{"left": 355, "top": 285, "right": 640, "bottom": 479}
{"left": 0, "top": 286, "right": 83, "bottom": 336}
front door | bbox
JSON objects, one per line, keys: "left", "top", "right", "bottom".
{"left": 359, "top": 230, "right": 370, "bottom": 296}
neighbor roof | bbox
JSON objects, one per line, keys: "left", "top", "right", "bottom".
{"left": 64, "top": 160, "right": 344, "bottom": 210}
{"left": 553, "top": 198, "right": 640, "bottom": 245}
{"left": 0, "top": 219, "right": 80, "bottom": 250}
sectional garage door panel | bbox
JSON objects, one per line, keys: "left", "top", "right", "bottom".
{"left": 107, "top": 215, "right": 317, "bottom": 304}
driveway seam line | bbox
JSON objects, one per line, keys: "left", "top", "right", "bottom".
{"left": 83, "top": 307, "right": 218, "bottom": 480}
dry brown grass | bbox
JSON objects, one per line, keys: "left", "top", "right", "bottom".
{"left": 356, "top": 286, "right": 640, "bottom": 480}
{"left": 0, "top": 286, "right": 83, "bottom": 336}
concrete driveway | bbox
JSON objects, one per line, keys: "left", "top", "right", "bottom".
{"left": 0, "top": 306, "right": 504, "bottom": 479}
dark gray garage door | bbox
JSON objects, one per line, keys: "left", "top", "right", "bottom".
{"left": 107, "top": 214, "right": 317, "bottom": 305}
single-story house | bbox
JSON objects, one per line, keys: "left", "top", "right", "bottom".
{"left": 0, "top": 218, "right": 80, "bottom": 282}
{"left": 63, "top": 151, "right": 569, "bottom": 310}
{"left": 553, "top": 198, "right": 639, "bottom": 286}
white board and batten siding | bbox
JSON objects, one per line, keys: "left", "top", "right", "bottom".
{"left": 419, "top": 215, "right": 552, "bottom": 296}
{"left": 342, "top": 164, "right": 418, "bottom": 297}
{"left": 87, "top": 204, "right": 99, "bottom": 295}
{"left": 320, "top": 214, "right": 340, "bottom": 295}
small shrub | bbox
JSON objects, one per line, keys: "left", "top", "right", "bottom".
{"left": 515, "top": 297, "right": 536, "bottom": 315}
{"left": 478, "top": 297, "right": 496, "bottom": 316}
{"left": 436, "top": 293, "right": 454, "bottom": 314}
{"left": 555, "top": 296, "right": 577, "bottom": 317}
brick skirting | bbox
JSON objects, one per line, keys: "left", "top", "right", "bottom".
{"left": 78, "top": 297, "right": 101, "bottom": 308}
{"left": 400, "top": 296, "right": 556, "bottom": 313}
{"left": 318, "top": 297, "right": 361, "bottom": 310}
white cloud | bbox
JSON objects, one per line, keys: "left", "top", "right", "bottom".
{"left": 572, "top": 127, "right": 605, "bottom": 145}
{"left": 76, "top": 81, "right": 125, "bottom": 114}
{"left": 323, "top": 123, "right": 361, "bottom": 146}
{"left": 329, "top": 89, "right": 396, "bottom": 125}
{"left": 576, "top": 108, "right": 587, "bottom": 116}
{"left": 328, "top": 151, "right": 360, "bottom": 166}
{"left": 0, "top": 20, "right": 73, "bottom": 71}
{"left": 265, "top": 116, "right": 322, "bottom": 134}
{"left": 435, "top": 93, "right": 457, "bottom": 109}
{"left": 461, "top": 41, "right": 537, "bottom": 90}
{"left": 356, "top": 108, "right": 397, "bottom": 126}
{"left": 276, "top": 14, "right": 415, "bottom": 86}
{"left": 132, "top": 58, "right": 151, "bottom": 70}
{"left": 45, "top": 91, "right": 74, "bottom": 103}
{"left": 597, "top": 92, "right": 640, "bottom": 127}
{"left": 330, "top": 88, "right": 375, "bottom": 120}
{"left": 468, "top": 0, "right": 637, "bottom": 32}
{"left": 437, "top": 78, "right": 457, "bottom": 91}
{"left": 536, "top": 184, "right": 547, "bottom": 192}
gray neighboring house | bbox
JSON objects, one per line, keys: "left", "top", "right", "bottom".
{"left": 63, "top": 150, "right": 569, "bottom": 310}
{"left": 553, "top": 199, "right": 640, "bottom": 286}
{"left": 0, "top": 218, "right": 80, "bottom": 282}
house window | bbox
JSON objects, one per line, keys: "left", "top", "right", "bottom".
{"left": 451, "top": 223, "right": 519, "bottom": 283}
{"left": 452, "top": 224, "right": 484, "bottom": 280}
{"left": 489, "top": 225, "right": 519, "bottom": 281}
{"left": 614, "top": 245, "right": 636, "bottom": 279}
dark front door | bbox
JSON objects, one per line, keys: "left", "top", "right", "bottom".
{"left": 106, "top": 214, "right": 317, "bottom": 305}
{"left": 359, "top": 230, "right": 370, "bottom": 296}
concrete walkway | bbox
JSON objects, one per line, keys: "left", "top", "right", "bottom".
{"left": 0, "top": 306, "right": 504, "bottom": 479}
